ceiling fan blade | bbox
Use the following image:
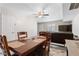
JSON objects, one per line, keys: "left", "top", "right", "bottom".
{"left": 43, "top": 14, "right": 49, "bottom": 16}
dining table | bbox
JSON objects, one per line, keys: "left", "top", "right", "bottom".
{"left": 8, "top": 38, "right": 46, "bottom": 56}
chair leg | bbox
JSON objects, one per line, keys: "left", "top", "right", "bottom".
{"left": 51, "top": 43, "right": 68, "bottom": 56}
{"left": 65, "top": 47, "right": 68, "bottom": 56}
{"left": 64, "top": 45, "right": 68, "bottom": 56}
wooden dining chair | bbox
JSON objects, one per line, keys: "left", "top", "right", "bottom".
{"left": 0, "top": 35, "right": 11, "bottom": 56}
{"left": 0, "top": 35, "right": 18, "bottom": 56}
{"left": 39, "top": 32, "right": 51, "bottom": 56}
{"left": 17, "top": 32, "right": 28, "bottom": 41}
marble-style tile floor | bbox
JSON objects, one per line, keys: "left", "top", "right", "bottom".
{"left": 49, "top": 43, "right": 67, "bottom": 56}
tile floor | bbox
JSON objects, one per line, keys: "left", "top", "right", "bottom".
{"left": 49, "top": 43, "right": 67, "bottom": 56}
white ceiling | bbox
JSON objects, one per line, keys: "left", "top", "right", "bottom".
{"left": 0, "top": 3, "right": 62, "bottom": 11}
{"left": 0, "top": 3, "right": 64, "bottom": 22}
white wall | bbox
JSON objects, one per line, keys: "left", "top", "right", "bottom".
{"left": 63, "top": 3, "right": 79, "bottom": 21}
{"left": 37, "top": 3, "right": 63, "bottom": 23}
{"left": 0, "top": 8, "right": 2, "bottom": 35}
{"left": 72, "top": 14, "right": 79, "bottom": 37}
{"left": 1, "top": 6, "right": 37, "bottom": 41}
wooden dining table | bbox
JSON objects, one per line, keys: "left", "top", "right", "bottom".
{"left": 8, "top": 38, "right": 46, "bottom": 56}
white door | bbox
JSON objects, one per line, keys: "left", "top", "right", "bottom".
{"left": 2, "top": 8, "right": 17, "bottom": 41}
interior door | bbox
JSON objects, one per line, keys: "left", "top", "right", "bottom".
{"left": 2, "top": 8, "right": 17, "bottom": 41}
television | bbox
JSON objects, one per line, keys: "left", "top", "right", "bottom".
{"left": 59, "top": 24, "right": 72, "bottom": 32}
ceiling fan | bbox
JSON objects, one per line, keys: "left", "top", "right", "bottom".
{"left": 27, "top": 4, "right": 50, "bottom": 18}
{"left": 33, "top": 9, "right": 49, "bottom": 18}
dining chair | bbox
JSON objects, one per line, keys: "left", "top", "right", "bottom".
{"left": 0, "top": 35, "right": 18, "bottom": 56}
{"left": 0, "top": 35, "right": 11, "bottom": 56}
{"left": 17, "top": 32, "right": 28, "bottom": 41}
{"left": 39, "top": 32, "right": 51, "bottom": 56}
{"left": 51, "top": 35, "right": 68, "bottom": 56}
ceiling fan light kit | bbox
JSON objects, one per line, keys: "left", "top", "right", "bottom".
{"left": 35, "top": 9, "right": 49, "bottom": 18}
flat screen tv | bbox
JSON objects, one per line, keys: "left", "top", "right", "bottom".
{"left": 59, "top": 24, "right": 72, "bottom": 32}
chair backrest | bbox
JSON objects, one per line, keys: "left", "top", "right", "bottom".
{"left": 51, "top": 33, "right": 66, "bottom": 44}
{"left": 39, "top": 32, "right": 51, "bottom": 41}
{"left": 17, "top": 32, "right": 27, "bottom": 40}
{"left": 0, "top": 35, "right": 11, "bottom": 56}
